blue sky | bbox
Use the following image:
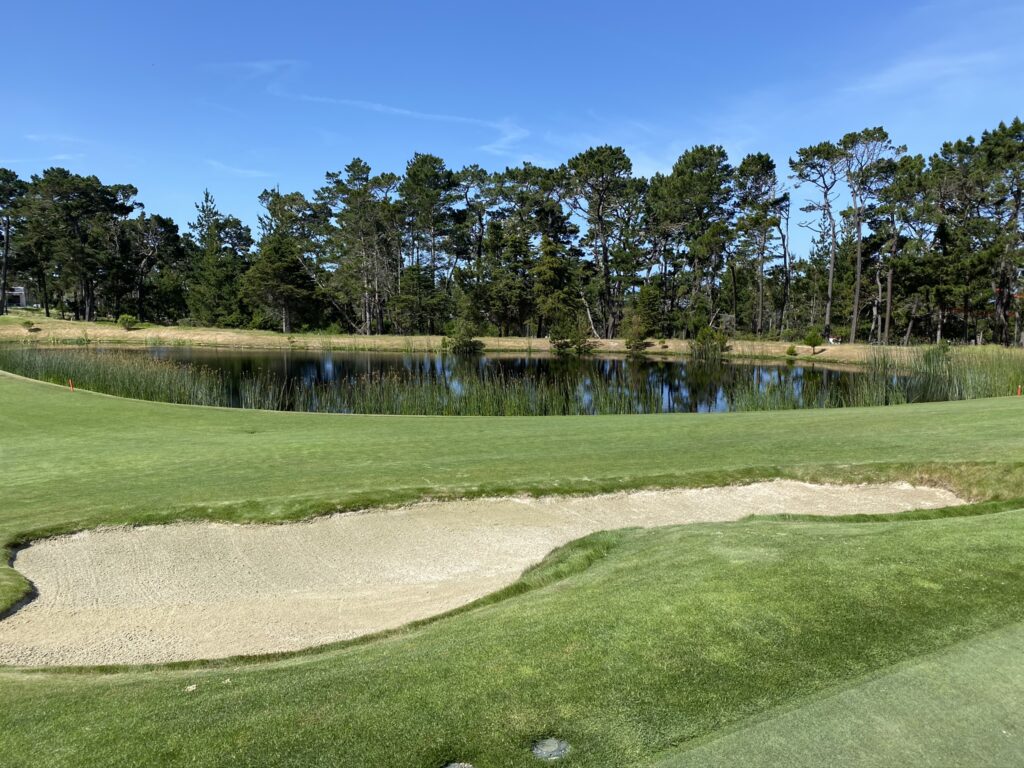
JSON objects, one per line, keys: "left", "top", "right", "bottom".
{"left": 4, "top": 0, "right": 1022, "bottom": 251}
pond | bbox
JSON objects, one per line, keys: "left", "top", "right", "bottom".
{"left": 138, "top": 347, "right": 872, "bottom": 414}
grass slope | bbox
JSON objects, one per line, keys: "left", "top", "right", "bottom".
{"left": 3, "top": 511, "right": 1024, "bottom": 766}
{"left": 3, "top": 373, "right": 1024, "bottom": 765}
{"left": 4, "top": 372, "right": 1024, "bottom": 610}
{"left": 652, "top": 619, "right": 1024, "bottom": 768}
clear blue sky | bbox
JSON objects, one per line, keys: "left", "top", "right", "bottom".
{"left": 5, "top": 0, "right": 1022, "bottom": 252}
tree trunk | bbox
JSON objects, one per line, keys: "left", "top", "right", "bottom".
{"left": 756, "top": 237, "right": 765, "bottom": 336}
{"left": 883, "top": 268, "right": 893, "bottom": 345}
{"left": 963, "top": 293, "right": 971, "bottom": 344}
{"left": 136, "top": 275, "right": 146, "bottom": 322}
{"left": 36, "top": 256, "right": 50, "bottom": 316}
{"left": 903, "top": 296, "right": 919, "bottom": 345}
{"left": 84, "top": 280, "right": 94, "bottom": 322}
{"left": 824, "top": 205, "right": 837, "bottom": 338}
{"left": 729, "top": 262, "right": 738, "bottom": 325}
{"left": 779, "top": 218, "right": 791, "bottom": 332}
{"left": 580, "top": 291, "right": 600, "bottom": 339}
{"left": 992, "top": 261, "right": 1012, "bottom": 345}
{"left": 870, "top": 266, "right": 881, "bottom": 342}
{"left": 362, "top": 272, "right": 371, "bottom": 335}
{"left": 0, "top": 215, "right": 10, "bottom": 315}
{"left": 599, "top": 239, "right": 614, "bottom": 338}
{"left": 850, "top": 202, "right": 863, "bottom": 341}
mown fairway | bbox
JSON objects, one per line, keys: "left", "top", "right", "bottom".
{"left": 2, "top": 372, "right": 1024, "bottom": 766}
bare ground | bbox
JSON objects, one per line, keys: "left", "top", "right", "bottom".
{"left": 0, "top": 314, "right": 883, "bottom": 363}
{"left": 0, "top": 481, "right": 963, "bottom": 667}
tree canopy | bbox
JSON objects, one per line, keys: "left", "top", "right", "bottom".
{"left": 3, "top": 117, "right": 1023, "bottom": 345}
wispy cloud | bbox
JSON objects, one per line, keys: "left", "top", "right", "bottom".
{"left": 194, "top": 100, "right": 250, "bottom": 119}
{"left": 205, "top": 159, "right": 273, "bottom": 178}
{"left": 843, "top": 49, "right": 1010, "bottom": 95}
{"left": 25, "top": 132, "right": 90, "bottom": 145}
{"left": 227, "top": 59, "right": 301, "bottom": 78}
{"left": 0, "top": 154, "right": 86, "bottom": 167}
{"left": 224, "top": 59, "right": 531, "bottom": 158}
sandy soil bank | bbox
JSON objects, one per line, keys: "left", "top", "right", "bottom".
{"left": 0, "top": 314, "right": 882, "bottom": 362}
{"left": 0, "top": 481, "right": 962, "bottom": 667}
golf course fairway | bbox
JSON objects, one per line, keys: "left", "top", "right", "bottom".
{"left": 2, "top": 371, "right": 1024, "bottom": 766}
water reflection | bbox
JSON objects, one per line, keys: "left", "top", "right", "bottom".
{"left": 141, "top": 347, "right": 864, "bottom": 414}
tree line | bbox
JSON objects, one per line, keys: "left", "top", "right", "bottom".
{"left": 1, "top": 117, "right": 1021, "bottom": 344}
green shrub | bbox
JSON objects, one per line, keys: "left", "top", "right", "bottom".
{"left": 690, "top": 327, "right": 730, "bottom": 362}
{"left": 444, "top": 319, "right": 484, "bottom": 356}
{"left": 550, "top": 318, "right": 597, "bottom": 357}
{"left": 786, "top": 344, "right": 798, "bottom": 357}
{"left": 803, "top": 330, "right": 824, "bottom": 353}
{"left": 117, "top": 314, "right": 139, "bottom": 331}
{"left": 625, "top": 335, "right": 652, "bottom": 356}
{"left": 622, "top": 314, "right": 652, "bottom": 357}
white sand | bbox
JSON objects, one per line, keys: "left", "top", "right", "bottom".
{"left": 0, "top": 481, "right": 962, "bottom": 666}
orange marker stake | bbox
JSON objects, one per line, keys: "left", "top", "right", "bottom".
{"left": 68, "top": 378, "right": 74, "bottom": 392}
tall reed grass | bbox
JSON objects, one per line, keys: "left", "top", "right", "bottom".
{"left": 0, "top": 346, "right": 230, "bottom": 405}
{"left": 0, "top": 347, "right": 664, "bottom": 415}
{"left": 729, "top": 344, "right": 1024, "bottom": 411}
{"left": 3, "top": 344, "right": 1023, "bottom": 415}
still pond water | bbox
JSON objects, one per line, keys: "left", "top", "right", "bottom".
{"left": 141, "top": 347, "right": 869, "bottom": 414}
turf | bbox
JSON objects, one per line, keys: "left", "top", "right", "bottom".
{"left": 651, "top": 619, "right": 1024, "bottom": 767}
{"left": 3, "top": 372, "right": 1024, "bottom": 766}
{"left": 4, "top": 512, "right": 1024, "bottom": 766}
{"left": 4, "top": 372, "right": 1024, "bottom": 610}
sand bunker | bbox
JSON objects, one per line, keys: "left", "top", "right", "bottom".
{"left": 0, "top": 481, "right": 962, "bottom": 666}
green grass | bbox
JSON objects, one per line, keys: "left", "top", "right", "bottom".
{"left": 4, "top": 370, "right": 1024, "bottom": 612}
{"left": 4, "top": 372, "right": 1024, "bottom": 765}
{"left": 731, "top": 344, "right": 1024, "bottom": 410}
{"left": 652, "top": 619, "right": 1024, "bottom": 767}
{"left": 0, "top": 346, "right": 231, "bottom": 406}
{"left": 6, "top": 343, "right": 1024, "bottom": 417}
{"left": 0, "top": 346, "right": 665, "bottom": 414}
{"left": 4, "top": 510, "right": 1024, "bottom": 766}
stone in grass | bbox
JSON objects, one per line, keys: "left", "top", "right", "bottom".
{"left": 532, "top": 738, "right": 570, "bottom": 760}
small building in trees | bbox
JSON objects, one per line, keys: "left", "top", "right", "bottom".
{"left": 4, "top": 286, "right": 29, "bottom": 308}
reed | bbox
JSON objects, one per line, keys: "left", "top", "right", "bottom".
{"left": 0, "top": 348, "right": 668, "bottom": 415}
{"left": 729, "top": 345, "right": 1024, "bottom": 411}
{"left": 0, "top": 346, "right": 229, "bottom": 406}
{"left": 294, "top": 371, "right": 664, "bottom": 416}
{"left": 4, "top": 343, "right": 1024, "bottom": 416}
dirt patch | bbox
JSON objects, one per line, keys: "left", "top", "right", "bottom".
{"left": 0, "top": 481, "right": 962, "bottom": 667}
{"left": 0, "top": 314, "right": 882, "bottom": 362}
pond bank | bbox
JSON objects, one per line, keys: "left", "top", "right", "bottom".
{"left": 0, "top": 313, "right": 892, "bottom": 364}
